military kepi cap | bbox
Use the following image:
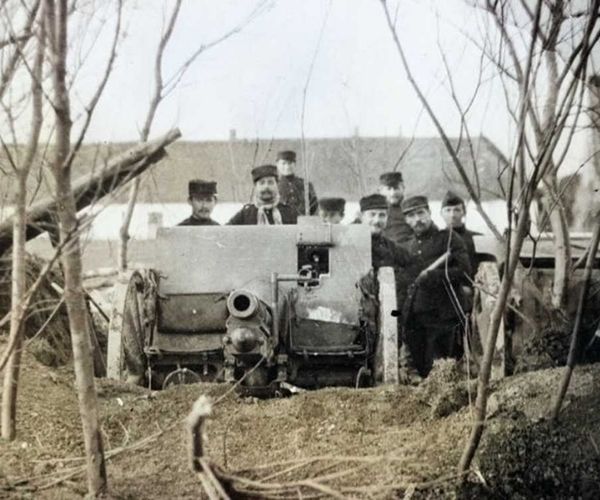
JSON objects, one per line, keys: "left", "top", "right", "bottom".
{"left": 251, "top": 164, "right": 278, "bottom": 183}
{"left": 276, "top": 150, "right": 296, "bottom": 162}
{"left": 441, "top": 190, "right": 465, "bottom": 208}
{"left": 318, "top": 197, "right": 346, "bottom": 213}
{"left": 188, "top": 179, "right": 217, "bottom": 197}
{"left": 359, "top": 194, "right": 388, "bottom": 212}
{"left": 379, "top": 171, "right": 403, "bottom": 187}
{"left": 401, "top": 195, "right": 430, "bottom": 214}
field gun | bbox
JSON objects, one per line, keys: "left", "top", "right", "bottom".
{"left": 107, "top": 218, "right": 400, "bottom": 395}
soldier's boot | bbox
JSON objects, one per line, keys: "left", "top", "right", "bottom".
{"left": 398, "top": 367, "right": 423, "bottom": 385}
{"left": 398, "top": 344, "right": 422, "bottom": 385}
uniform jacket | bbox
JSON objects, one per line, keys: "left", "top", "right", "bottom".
{"left": 399, "top": 224, "right": 471, "bottom": 318}
{"left": 227, "top": 203, "right": 297, "bottom": 225}
{"left": 452, "top": 225, "right": 481, "bottom": 279}
{"left": 278, "top": 175, "right": 318, "bottom": 216}
{"left": 383, "top": 204, "right": 413, "bottom": 245}
{"left": 177, "top": 215, "right": 220, "bottom": 226}
{"left": 371, "top": 233, "right": 410, "bottom": 269}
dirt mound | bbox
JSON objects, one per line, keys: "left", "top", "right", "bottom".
{"left": 514, "top": 279, "right": 600, "bottom": 374}
{"left": 2, "top": 344, "right": 600, "bottom": 499}
{"left": 473, "top": 417, "right": 600, "bottom": 499}
{"left": 415, "top": 359, "right": 477, "bottom": 419}
{"left": 0, "top": 253, "right": 71, "bottom": 367}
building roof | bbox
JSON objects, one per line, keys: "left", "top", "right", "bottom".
{"left": 1, "top": 135, "right": 508, "bottom": 208}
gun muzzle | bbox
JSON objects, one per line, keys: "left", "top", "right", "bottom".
{"left": 227, "top": 290, "right": 260, "bottom": 319}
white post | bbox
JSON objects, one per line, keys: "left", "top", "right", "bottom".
{"left": 377, "top": 267, "right": 399, "bottom": 384}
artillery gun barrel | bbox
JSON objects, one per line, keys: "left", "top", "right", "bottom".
{"left": 227, "top": 289, "right": 262, "bottom": 319}
{"left": 0, "top": 128, "right": 181, "bottom": 255}
{"left": 225, "top": 289, "right": 272, "bottom": 354}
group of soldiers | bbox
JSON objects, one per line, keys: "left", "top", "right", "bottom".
{"left": 178, "top": 150, "right": 480, "bottom": 385}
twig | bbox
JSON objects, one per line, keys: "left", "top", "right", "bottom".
{"left": 199, "top": 459, "right": 230, "bottom": 500}
{"left": 24, "top": 296, "right": 64, "bottom": 345}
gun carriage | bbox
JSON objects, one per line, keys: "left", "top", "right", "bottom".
{"left": 107, "top": 219, "right": 400, "bottom": 395}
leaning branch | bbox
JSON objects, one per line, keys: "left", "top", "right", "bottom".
{"left": 0, "top": 128, "right": 182, "bottom": 254}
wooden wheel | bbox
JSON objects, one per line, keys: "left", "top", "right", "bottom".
{"left": 107, "top": 271, "right": 149, "bottom": 383}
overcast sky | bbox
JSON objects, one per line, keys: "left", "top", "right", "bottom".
{"left": 69, "top": 2, "right": 507, "bottom": 142}
{"left": 39, "top": 0, "right": 592, "bottom": 171}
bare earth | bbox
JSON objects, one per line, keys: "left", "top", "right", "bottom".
{"left": 1, "top": 340, "right": 600, "bottom": 499}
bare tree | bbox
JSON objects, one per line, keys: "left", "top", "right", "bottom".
{"left": 43, "top": 0, "right": 109, "bottom": 493}
{"left": 379, "top": 0, "right": 600, "bottom": 473}
{"left": 1, "top": 0, "right": 44, "bottom": 440}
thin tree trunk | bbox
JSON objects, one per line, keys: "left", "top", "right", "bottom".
{"left": 1, "top": 177, "right": 27, "bottom": 440}
{"left": 46, "top": 0, "right": 107, "bottom": 494}
{"left": 458, "top": 208, "right": 531, "bottom": 473}
{"left": 54, "top": 174, "right": 107, "bottom": 495}
{"left": 118, "top": 179, "right": 140, "bottom": 272}
{"left": 548, "top": 198, "right": 571, "bottom": 309}
{"left": 541, "top": 20, "right": 571, "bottom": 310}
{"left": 118, "top": 0, "right": 183, "bottom": 272}
{"left": 1, "top": 7, "right": 45, "bottom": 440}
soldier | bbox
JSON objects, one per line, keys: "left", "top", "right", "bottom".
{"left": 356, "top": 194, "right": 412, "bottom": 383}
{"left": 378, "top": 171, "right": 412, "bottom": 245}
{"left": 276, "top": 150, "right": 318, "bottom": 216}
{"left": 399, "top": 195, "right": 471, "bottom": 378}
{"left": 318, "top": 197, "right": 345, "bottom": 224}
{"left": 359, "top": 194, "right": 409, "bottom": 269}
{"left": 178, "top": 179, "right": 219, "bottom": 226}
{"left": 228, "top": 164, "right": 297, "bottom": 225}
{"left": 440, "top": 191, "right": 482, "bottom": 365}
{"left": 440, "top": 190, "right": 481, "bottom": 276}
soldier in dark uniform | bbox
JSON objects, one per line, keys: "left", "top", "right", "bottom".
{"left": 379, "top": 171, "right": 413, "bottom": 245}
{"left": 399, "top": 196, "right": 471, "bottom": 378}
{"left": 440, "top": 190, "right": 481, "bottom": 276}
{"left": 356, "top": 194, "right": 411, "bottom": 383}
{"left": 276, "top": 150, "right": 318, "bottom": 216}
{"left": 318, "top": 197, "right": 345, "bottom": 224}
{"left": 358, "top": 194, "right": 409, "bottom": 268}
{"left": 178, "top": 179, "right": 220, "bottom": 226}
{"left": 440, "top": 190, "right": 482, "bottom": 364}
{"left": 228, "top": 165, "right": 297, "bottom": 225}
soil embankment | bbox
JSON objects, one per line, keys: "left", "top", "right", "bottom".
{"left": 1, "top": 346, "right": 600, "bottom": 499}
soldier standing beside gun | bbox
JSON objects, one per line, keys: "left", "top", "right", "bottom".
{"left": 440, "top": 190, "right": 482, "bottom": 364}
{"left": 178, "top": 180, "right": 219, "bottom": 226}
{"left": 356, "top": 194, "right": 411, "bottom": 381}
{"left": 398, "top": 195, "right": 471, "bottom": 380}
{"left": 228, "top": 165, "right": 297, "bottom": 225}
{"left": 440, "top": 190, "right": 481, "bottom": 275}
{"left": 276, "top": 150, "right": 318, "bottom": 216}
{"left": 378, "top": 171, "right": 413, "bottom": 245}
{"left": 359, "top": 194, "right": 410, "bottom": 268}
